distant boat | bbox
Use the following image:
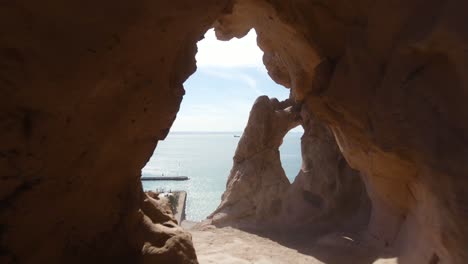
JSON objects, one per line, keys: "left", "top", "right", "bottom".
{"left": 234, "top": 135, "right": 241, "bottom": 138}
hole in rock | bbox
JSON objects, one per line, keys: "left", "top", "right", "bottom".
{"left": 279, "top": 130, "right": 302, "bottom": 183}
{"left": 141, "top": 29, "right": 302, "bottom": 221}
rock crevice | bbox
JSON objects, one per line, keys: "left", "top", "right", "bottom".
{"left": 1, "top": 0, "right": 467, "bottom": 263}
{"left": 209, "top": 96, "right": 369, "bottom": 232}
{"left": 209, "top": 96, "right": 300, "bottom": 226}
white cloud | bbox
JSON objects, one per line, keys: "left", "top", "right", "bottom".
{"left": 196, "top": 29, "right": 264, "bottom": 68}
{"left": 200, "top": 68, "right": 262, "bottom": 95}
{"left": 170, "top": 113, "right": 248, "bottom": 132}
{"left": 237, "top": 73, "right": 262, "bottom": 95}
{"left": 187, "top": 104, "right": 224, "bottom": 115}
{"left": 168, "top": 27, "right": 300, "bottom": 132}
{"left": 171, "top": 100, "right": 253, "bottom": 132}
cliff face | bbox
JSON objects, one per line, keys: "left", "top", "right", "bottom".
{"left": 280, "top": 107, "right": 370, "bottom": 230}
{"left": 1, "top": 0, "right": 467, "bottom": 263}
{"left": 0, "top": 1, "right": 227, "bottom": 263}
{"left": 209, "top": 97, "right": 369, "bottom": 231}
{"left": 209, "top": 96, "right": 301, "bottom": 226}
{"left": 213, "top": 1, "right": 468, "bottom": 263}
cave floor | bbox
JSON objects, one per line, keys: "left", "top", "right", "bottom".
{"left": 183, "top": 222, "right": 397, "bottom": 264}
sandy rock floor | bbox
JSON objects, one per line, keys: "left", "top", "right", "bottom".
{"left": 190, "top": 226, "right": 321, "bottom": 264}
{"left": 183, "top": 221, "right": 397, "bottom": 264}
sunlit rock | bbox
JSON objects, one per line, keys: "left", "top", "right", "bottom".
{"left": 209, "top": 96, "right": 301, "bottom": 226}
{"left": 209, "top": 97, "right": 369, "bottom": 231}
{"left": 1, "top": 0, "right": 467, "bottom": 263}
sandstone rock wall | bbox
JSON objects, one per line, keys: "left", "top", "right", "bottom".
{"left": 209, "top": 97, "right": 369, "bottom": 231}
{"left": 209, "top": 96, "right": 301, "bottom": 226}
{"left": 0, "top": 1, "right": 228, "bottom": 263}
{"left": 213, "top": 1, "right": 468, "bottom": 263}
{"left": 280, "top": 107, "right": 370, "bottom": 230}
{"left": 1, "top": 0, "right": 467, "bottom": 263}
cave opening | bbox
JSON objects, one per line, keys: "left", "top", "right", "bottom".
{"left": 139, "top": 25, "right": 371, "bottom": 264}
{"left": 141, "top": 28, "right": 302, "bottom": 222}
{"left": 4, "top": 1, "right": 466, "bottom": 263}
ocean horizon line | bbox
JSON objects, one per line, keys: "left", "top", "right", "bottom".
{"left": 168, "top": 130, "right": 303, "bottom": 134}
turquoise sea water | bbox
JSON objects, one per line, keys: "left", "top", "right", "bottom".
{"left": 142, "top": 132, "right": 302, "bottom": 221}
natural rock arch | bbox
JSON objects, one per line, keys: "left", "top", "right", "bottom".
{"left": 209, "top": 96, "right": 302, "bottom": 226}
{"left": 1, "top": 0, "right": 467, "bottom": 263}
{"left": 209, "top": 96, "right": 369, "bottom": 232}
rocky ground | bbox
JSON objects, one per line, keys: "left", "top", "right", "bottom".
{"left": 3, "top": 1, "right": 467, "bottom": 262}
{"left": 183, "top": 221, "right": 397, "bottom": 264}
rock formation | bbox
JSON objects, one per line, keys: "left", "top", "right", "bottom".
{"left": 279, "top": 107, "right": 370, "bottom": 230}
{"left": 209, "top": 97, "right": 369, "bottom": 231}
{"left": 209, "top": 96, "right": 301, "bottom": 226}
{"left": 137, "top": 190, "right": 198, "bottom": 263}
{"left": 1, "top": 0, "right": 467, "bottom": 263}
{"left": 213, "top": 1, "right": 468, "bottom": 263}
{"left": 0, "top": 1, "right": 226, "bottom": 263}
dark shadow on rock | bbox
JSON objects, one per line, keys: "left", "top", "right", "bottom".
{"left": 236, "top": 226, "right": 395, "bottom": 264}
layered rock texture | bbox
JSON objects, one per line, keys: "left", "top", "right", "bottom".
{"left": 209, "top": 96, "right": 301, "bottom": 226}
{"left": 280, "top": 108, "right": 370, "bottom": 230}
{"left": 138, "top": 190, "right": 197, "bottom": 263}
{"left": 0, "top": 1, "right": 224, "bottom": 263}
{"left": 1, "top": 0, "right": 467, "bottom": 263}
{"left": 209, "top": 97, "right": 369, "bottom": 231}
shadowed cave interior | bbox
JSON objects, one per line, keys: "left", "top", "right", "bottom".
{"left": 1, "top": 1, "right": 467, "bottom": 264}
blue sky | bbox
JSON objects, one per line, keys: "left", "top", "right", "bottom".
{"left": 171, "top": 29, "right": 301, "bottom": 132}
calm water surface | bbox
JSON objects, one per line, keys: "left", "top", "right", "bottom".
{"left": 142, "top": 132, "right": 302, "bottom": 221}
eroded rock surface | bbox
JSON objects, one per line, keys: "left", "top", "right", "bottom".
{"left": 209, "top": 97, "right": 369, "bottom": 231}
{"left": 136, "top": 191, "right": 197, "bottom": 263}
{"left": 0, "top": 1, "right": 227, "bottom": 263}
{"left": 213, "top": 1, "right": 468, "bottom": 263}
{"left": 209, "top": 96, "right": 301, "bottom": 226}
{"left": 279, "top": 107, "right": 369, "bottom": 230}
{"left": 1, "top": 0, "right": 467, "bottom": 263}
